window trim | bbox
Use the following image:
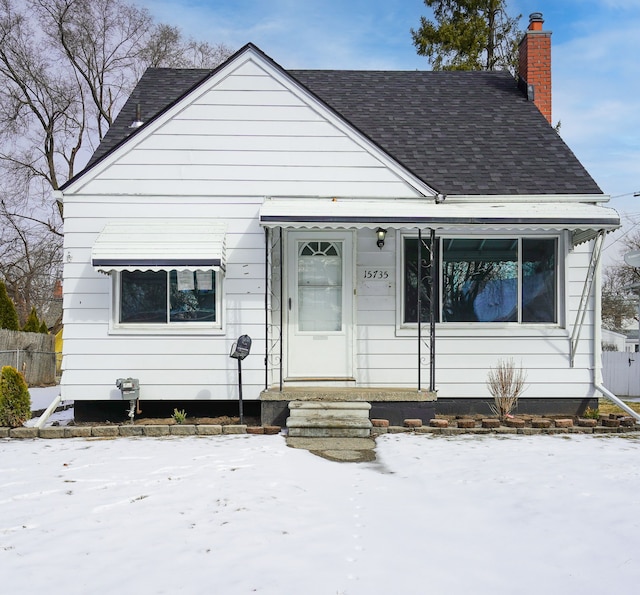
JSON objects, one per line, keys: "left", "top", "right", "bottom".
{"left": 397, "top": 231, "right": 563, "bottom": 332}
{"left": 109, "top": 269, "right": 224, "bottom": 335}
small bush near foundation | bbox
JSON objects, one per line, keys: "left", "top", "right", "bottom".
{"left": 172, "top": 408, "right": 187, "bottom": 424}
{"left": 0, "top": 366, "right": 31, "bottom": 428}
{"left": 583, "top": 406, "right": 600, "bottom": 419}
{"left": 487, "top": 358, "right": 527, "bottom": 420}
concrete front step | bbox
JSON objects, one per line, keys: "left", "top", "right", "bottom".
{"left": 286, "top": 400, "right": 373, "bottom": 438}
{"left": 261, "top": 388, "right": 437, "bottom": 426}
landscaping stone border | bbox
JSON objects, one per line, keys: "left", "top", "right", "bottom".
{"left": 1, "top": 419, "right": 638, "bottom": 440}
{"left": 0, "top": 424, "right": 282, "bottom": 439}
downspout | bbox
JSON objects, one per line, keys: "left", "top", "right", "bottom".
{"left": 264, "top": 227, "right": 269, "bottom": 391}
{"left": 592, "top": 232, "right": 640, "bottom": 422}
{"left": 35, "top": 394, "right": 62, "bottom": 429}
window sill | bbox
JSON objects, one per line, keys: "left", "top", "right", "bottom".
{"left": 108, "top": 323, "right": 225, "bottom": 336}
{"left": 395, "top": 324, "right": 567, "bottom": 338}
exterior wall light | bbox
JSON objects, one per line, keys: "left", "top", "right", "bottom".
{"left": 376, "top": 228, "right": 387, "bottom": 249}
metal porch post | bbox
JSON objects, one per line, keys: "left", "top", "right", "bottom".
{"left": 418, "top": 228, "right": 422, "bottom": 391}
{"left": 429, "top": 228, "right": 436, "bottom": 392}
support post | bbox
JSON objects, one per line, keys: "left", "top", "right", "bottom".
{"left": 417, "top": 228, "right": 422, "bottom": 391}
{"left": 237, "top": 358, "right": 244, "bottom": 424}
{"left": 570, "top": 231, "right": 605, "bottom": 367}
{"left": 429, "top": 228, "right": 436, "bottom": 392}
{"left": 279, "top": 227, "right": 284, "bottom": 391}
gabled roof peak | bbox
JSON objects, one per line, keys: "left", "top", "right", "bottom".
{"left": 62, "top": 43, "right": 601, "bottom": 196}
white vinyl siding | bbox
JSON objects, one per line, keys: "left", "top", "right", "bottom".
{"left": 72, "top": 59, "right": 425, "bottom": 199}
{"left": 61, "top": 194, "right": 267, "bottom": 402}
{"left": 61, "top": 50, "right": 601, "bottom": 405}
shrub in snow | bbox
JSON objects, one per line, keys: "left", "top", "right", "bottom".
{"left": 0, "top": 365, "right": 31, "bottom": 428}
{"left": 487, "top": 358, "right": 527, "bottom": 420}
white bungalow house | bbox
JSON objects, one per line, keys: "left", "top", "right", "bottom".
{"left": 58, "top": 14, "right": 619, "bottom": 423}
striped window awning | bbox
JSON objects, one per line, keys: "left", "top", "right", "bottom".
{"left": 91, "top": 220, "right": 226, "bottom": 273}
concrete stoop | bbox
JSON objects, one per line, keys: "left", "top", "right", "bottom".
{"left": 286, "top": 401, "right": 373, "bottom": 438}
{"left": 286, "top": 436, "right": 377, "bottom": 463}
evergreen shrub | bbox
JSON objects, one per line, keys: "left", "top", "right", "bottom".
{"left": 0, "top": 282, "right": 19, "bottom": 330}
{"left": 0, "top": 366, "right": 32, "bottom": 428}
{"left": 22, "top": 307, "right": 41, "bottom": 332}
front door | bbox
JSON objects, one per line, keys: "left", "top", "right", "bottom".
{"left": 286, "top": 231, "right": 353, "bottom": 380}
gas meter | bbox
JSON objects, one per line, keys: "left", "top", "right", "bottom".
{"left": 116, "top": 377, "right": 140, "bottom": 400}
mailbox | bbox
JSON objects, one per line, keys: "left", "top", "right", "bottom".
{"left": 116, "top": 377, "right": 140, "bottom": 400}
{"left": 230, "top": 335, "right": 252, "bottom": 360}
{"left": 229, "top": 335, "right": 251, "bottom": 424}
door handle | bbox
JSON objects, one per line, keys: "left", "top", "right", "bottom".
{"left": 288, "top": 297, "right": 292, "bottom": 311}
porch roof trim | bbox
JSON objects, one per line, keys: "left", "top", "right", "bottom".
{"left": 259, "top": 198, "right": 620, "bottom": 244}
{"left": 91, "top": 220, "right": 226, "bottom": 273}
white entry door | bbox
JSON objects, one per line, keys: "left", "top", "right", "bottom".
{"left": 286, "top": 231, "right": 353, "bottom": 380}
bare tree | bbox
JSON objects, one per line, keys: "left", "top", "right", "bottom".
{"left": 0, "top": 195, "right": 62, "bottom": 325}
{"left": 602, "top": 229, "right": 640, "bottom": 332}
{"left": 0, "top": 0, "right": 232, "bottom": 324}
{"left": 139, "top": 23, "right": 232, "bottom": 71}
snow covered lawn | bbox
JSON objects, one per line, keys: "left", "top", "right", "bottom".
{"left": 2, "top": 432, "right": 639, "bottom": 594}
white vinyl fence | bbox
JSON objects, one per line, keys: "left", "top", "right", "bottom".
{"left": 602, "top": 351, "right": 640, "bottom": 397}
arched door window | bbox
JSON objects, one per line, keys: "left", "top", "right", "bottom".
{"left": 297, "top": 241, "right": 342, "bottom": 332}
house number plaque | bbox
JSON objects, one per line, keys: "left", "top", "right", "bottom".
{"left": 362, "top": 269, "right": 390, "bottom": 279}
{"left": 357, "top": 267, "right": 393, "bottom": 296}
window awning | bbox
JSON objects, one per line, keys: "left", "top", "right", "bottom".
{"left": 91, "top": 220, "right": 226, "bottom": 273}
{"left": 259, "top": 198, "right": 620, "bottom": 245}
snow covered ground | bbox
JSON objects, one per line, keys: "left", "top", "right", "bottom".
{"left": 2, "top": 431, "right": 640, "bottom": 594}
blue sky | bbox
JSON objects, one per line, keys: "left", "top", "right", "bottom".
{"left": 136, "top": 0, "right": 640, "bottom": 262}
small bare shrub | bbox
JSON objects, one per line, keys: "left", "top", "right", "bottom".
{"left": 486, "top": 358, "right": 527, "bottom": 419}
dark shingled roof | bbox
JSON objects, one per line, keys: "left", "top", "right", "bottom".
{"left": 85, "top": 68, "right": 212, "bottom": 170}
{"left": 78, "top": 58, "right": 602, "bottom": 196}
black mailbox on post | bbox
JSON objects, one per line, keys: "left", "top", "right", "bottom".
{"left": 230, "top": 335, "right": 252, "bottom": 360}
{"left": 230, "top": 335, "right": 251, "bottom": 423}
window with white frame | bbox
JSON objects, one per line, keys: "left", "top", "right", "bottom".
{"left": 118, "top": 270, "right": 219, "bottom": 325}
{"left": 403, "top": 236, "right": 558, "bottom": 324}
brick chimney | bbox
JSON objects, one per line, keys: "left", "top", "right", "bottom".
{"left": 518, "top": 12, "right": 552, "bottom": 124}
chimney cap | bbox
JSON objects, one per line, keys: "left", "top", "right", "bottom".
{"left": 528, "top": 12, "right": 544, "bottom": 30}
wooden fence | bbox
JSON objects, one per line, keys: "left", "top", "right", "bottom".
{"left": 602, "top": 351, "right": 640, "bottom": 397}
{"left": 0, "top": 329, "right": 57, "bottom": 386}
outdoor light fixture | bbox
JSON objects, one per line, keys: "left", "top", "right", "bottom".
{"left": 376, "top": 228, "right": 387, "bottom": 249}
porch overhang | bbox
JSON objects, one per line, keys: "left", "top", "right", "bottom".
{"left": 91, "top": 220, "right": 226, "bottom": 273}
{"left": 259, "top": 198, "right": 620, "bottom": 245}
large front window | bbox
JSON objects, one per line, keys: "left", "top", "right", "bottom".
{"left": 403, "top": 236, "right": 558, "bottom": 324}
{"left": 120, "top": 270, "right": 218, "bottom": 324}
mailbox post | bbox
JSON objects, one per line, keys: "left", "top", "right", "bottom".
{"left": 230, "top": 335, "right": 251, "bottom": 424}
